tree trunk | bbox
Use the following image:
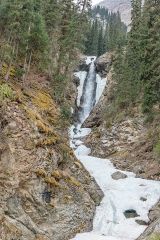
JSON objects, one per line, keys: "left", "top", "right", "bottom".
{"left": 5, "top": 44, "right": 15, "bottom": 81}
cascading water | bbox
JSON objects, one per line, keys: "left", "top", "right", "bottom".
{"left": 78, "top": 58, "right": 97, "bottom": 123}
{"left": 70, "top": 56, "right": 160, "bottom": 240}
{"left": 74, "top": 56, "right": 97, "bottom": 126}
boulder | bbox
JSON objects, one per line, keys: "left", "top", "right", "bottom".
{"left": 111, "top": 171, "right": 127, "bottom": 180}
{"left": 73, "top": 75, "right": 80, "bottom": 86}
{"left": 140, "top": 197, "right": 147, "bottom": 202}
{"left": 95, "top": 53, "right": 113, "bottom": 77}
{"left": 124, "top": 209, "right": 140, "bottom": 218}
{"left": 75, "top": 58, "right": 90, "bottom": 72}
{"left": 135, "top": 220, "right": 148, "bottom": 226}
{"left": 149, "top": 203, "right": 160, "bottom": 222}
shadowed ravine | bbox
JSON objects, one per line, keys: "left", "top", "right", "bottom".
{"left": 69, "top": 57, "right": 160, "bottom": 240}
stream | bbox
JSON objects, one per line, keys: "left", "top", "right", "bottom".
{"left": 70, "top": 57, "right": 160, "bottom": 240}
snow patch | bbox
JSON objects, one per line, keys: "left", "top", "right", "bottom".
{"left": 74, "top": 71, "right": 87, "bottom": 107}
{"left": 96, "top": 74, "right": 107, "bottom": 103}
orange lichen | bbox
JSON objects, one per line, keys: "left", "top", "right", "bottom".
{"left": 74, "top": 161, "right": 83, "bottom": 169}
{"left": 32, "top": 91, "right": 55, "bottom": 110}
{"left": 34, "top": 168, "right": 47, "bottom": 178}
{"left": 32, "top": 90, "right": 59, "bottom": 125}
{"left": 45, "top": 177, "right": 61, "bottom": 187}
{"left": 36, "top": 134, "right": 60, "bottom": 147}
{"left": 24, "top": 107, "right": 53, "bottom": 134}
{"left": 1, "top": 63, "right": 16, "bottom": 78}
{"left": 58, "top": 143, "right": 75, "bottom": 158}
{"left": 67, "top": 176, "right": 81, "bottom": 187}
{"left": 51, "top": 170, "right": 63, "bottom": 179}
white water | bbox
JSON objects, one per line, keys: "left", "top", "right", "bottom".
{"left": 70, "top": 56, "right": 160, "bottom": 240}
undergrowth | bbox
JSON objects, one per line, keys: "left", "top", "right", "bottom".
{"left": 149, "top": 234, "right": 160, "bottom": 240}
{"left": 0, "top": 83, "right": 13, "bottom": 101}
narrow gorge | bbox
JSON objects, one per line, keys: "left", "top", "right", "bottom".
{"left": 0, "top": 1, "right": 160, "bottom": 240}
{"left": 70, "top": 56, "right": 160, "bottom": 240}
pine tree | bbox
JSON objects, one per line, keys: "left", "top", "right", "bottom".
{"left": 142, "top": 0, "right": 160, "bottom": 112}
{"left": 98, "top": 26, "right": 104, "bottom": 56}
{"left": 85, "top": 6, "right": 127, "bottom": 55}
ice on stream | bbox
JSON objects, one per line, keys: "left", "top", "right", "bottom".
{"left": 70, "top": 128, "right": 160, "bottom": 240}
{"left": 96, "top": 74, "right": 107, "bottom": 104}
{"left": 75, "top": 71, "right": 87, "bottom": 107}
{"left": 70, "top": 56, "right": 160, "bottom": 240}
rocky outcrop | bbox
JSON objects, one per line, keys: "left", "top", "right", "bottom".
{"left": 97, "top": 0, "right": 131, "bottom": 26}
{"left": 74, "top": 58, "right": 90, "bottom": 72}
{"left": 0, "top": 78, "right": 102, "bottom": 240}
{"left": 138, "top": 202, "right": 160, "bottom": 240}
{"left": 111, "top": 171, "right": 127, "bottom": 180}
{"left": 95, "top": 52, "right": 113, "bottom": 77}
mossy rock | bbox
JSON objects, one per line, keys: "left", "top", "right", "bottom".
{"left": 149, "top": 233, "right": 160, "bottom": 240}
{"left": 0, "top": 83, "right": 14, "bottom": 102}
{"left": 24, "top": 106, "right": 53, "bottom": 134}
{"left": 35, "top": 168, "right": 47, "bottom": 178}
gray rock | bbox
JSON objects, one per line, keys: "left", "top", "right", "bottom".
{"left": 95, "top": 53, "right": 112, "bottom": 77}
{"left": 124, "top": 209, "right": 140, "bottom": 218}
{"left": 111, "top": 171, "right": 127, "bottom": 180}
{"left": 73, "top": 75, "right": 80, "bottom": 86}
{"left": 140, "top": 197, "right": 147, "bottom": 202}
{"left": 149, "top": 203, "right": 160, "bottom": 222}
{"left": 137, "top": 218, "right": 160, "bottom": 240}
{"left": 136, "top": 219, "right": 148, "bottom": 226}
{"left": 76, "top": 58, "right": 90, "bottom": 72}
{"left": 8, "top": 121, "right": 17, "bottom": 130}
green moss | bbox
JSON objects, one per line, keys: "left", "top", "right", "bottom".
{"left": 149, "top": 233, "right": 160, "bottom": 240}
{"left": 0, "top": 83, "right": 13, "bottom": 101}
{"left": 24, "top": 106, "right": 53, "bottom": 134}
{"left": 60, "top": 104, "right": 71, "bottom": 120}
{"left": 154, "top": 140, "right": 160, "bottom": 161}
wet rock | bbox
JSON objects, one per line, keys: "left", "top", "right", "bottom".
{"left": 124, "top": 209, "right": 140, "bottom": 218}
{"left": 149, "top": 203, "right": 160, "bottom": 222}
{"left": 137, "top": 202, "right": 160, "bottom": 240}
{"left": 111, "top": 171, "right": 127, "bottom": 180}
{"left": 95, "top": 53, "right": 112, "bottom": 77}
{"left": 140, "top": 197, "right": 147, "bottom": 202}
{"left": 75, "top": 58, "right": 90, "bottom": 72}
{"left": 8, "top": 121, "right": 17, "bottom": 130}
{"left": 133, "top": 165, "right": 145, "bottom": 175}
{"left": 73, "top": 75, "right": 80, "bottom": 86}
{"left": 136, "top": 219, "right": 148, "bottom": 226}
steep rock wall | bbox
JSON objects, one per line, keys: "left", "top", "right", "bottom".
{"left": 0, "top": 76, "right": 102, "bottom": 240}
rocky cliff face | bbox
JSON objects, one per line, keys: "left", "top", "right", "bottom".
{"left": 0, "top": 75, "right": 102, "bottom": 240}
{"left": 97, "top": 0, "right": 131, "bottom": 26}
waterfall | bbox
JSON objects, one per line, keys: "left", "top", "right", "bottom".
{"left": 69, "top": 56, "right": 160, "bottom": 240}
{"left": 76, "top": 57, "right": 97, "bottom": 125}
{"left": 78, "top": 59, "right": 97, "bottom": 123}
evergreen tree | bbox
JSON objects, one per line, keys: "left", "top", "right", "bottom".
{"left": 0, "top": 0, "right": 91, "bottom": 86}
{"left": 112, "top": 0, "right": 160, "bottom": 116}
{"left": 85, "top": 6, "right": 127, "bottom": 55}
{"left": 142, "top": 0, "right": 160, "bottom": 112}
{"left": 98, "top": 26, "right": 104, "bottom": 56}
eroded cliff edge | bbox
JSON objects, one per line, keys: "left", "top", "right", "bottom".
{"left": 0, "top": 73, "right": 102, "bottom": 240}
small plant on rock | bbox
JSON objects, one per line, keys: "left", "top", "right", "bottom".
{"left": 0, "top": 83, "right": 13, "bottom": 101}
{"left": 149, "top": 234, "right": 160, "bottom": 240}
{"left": 154, "top": 140, "right": 160, "bottom": 162}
